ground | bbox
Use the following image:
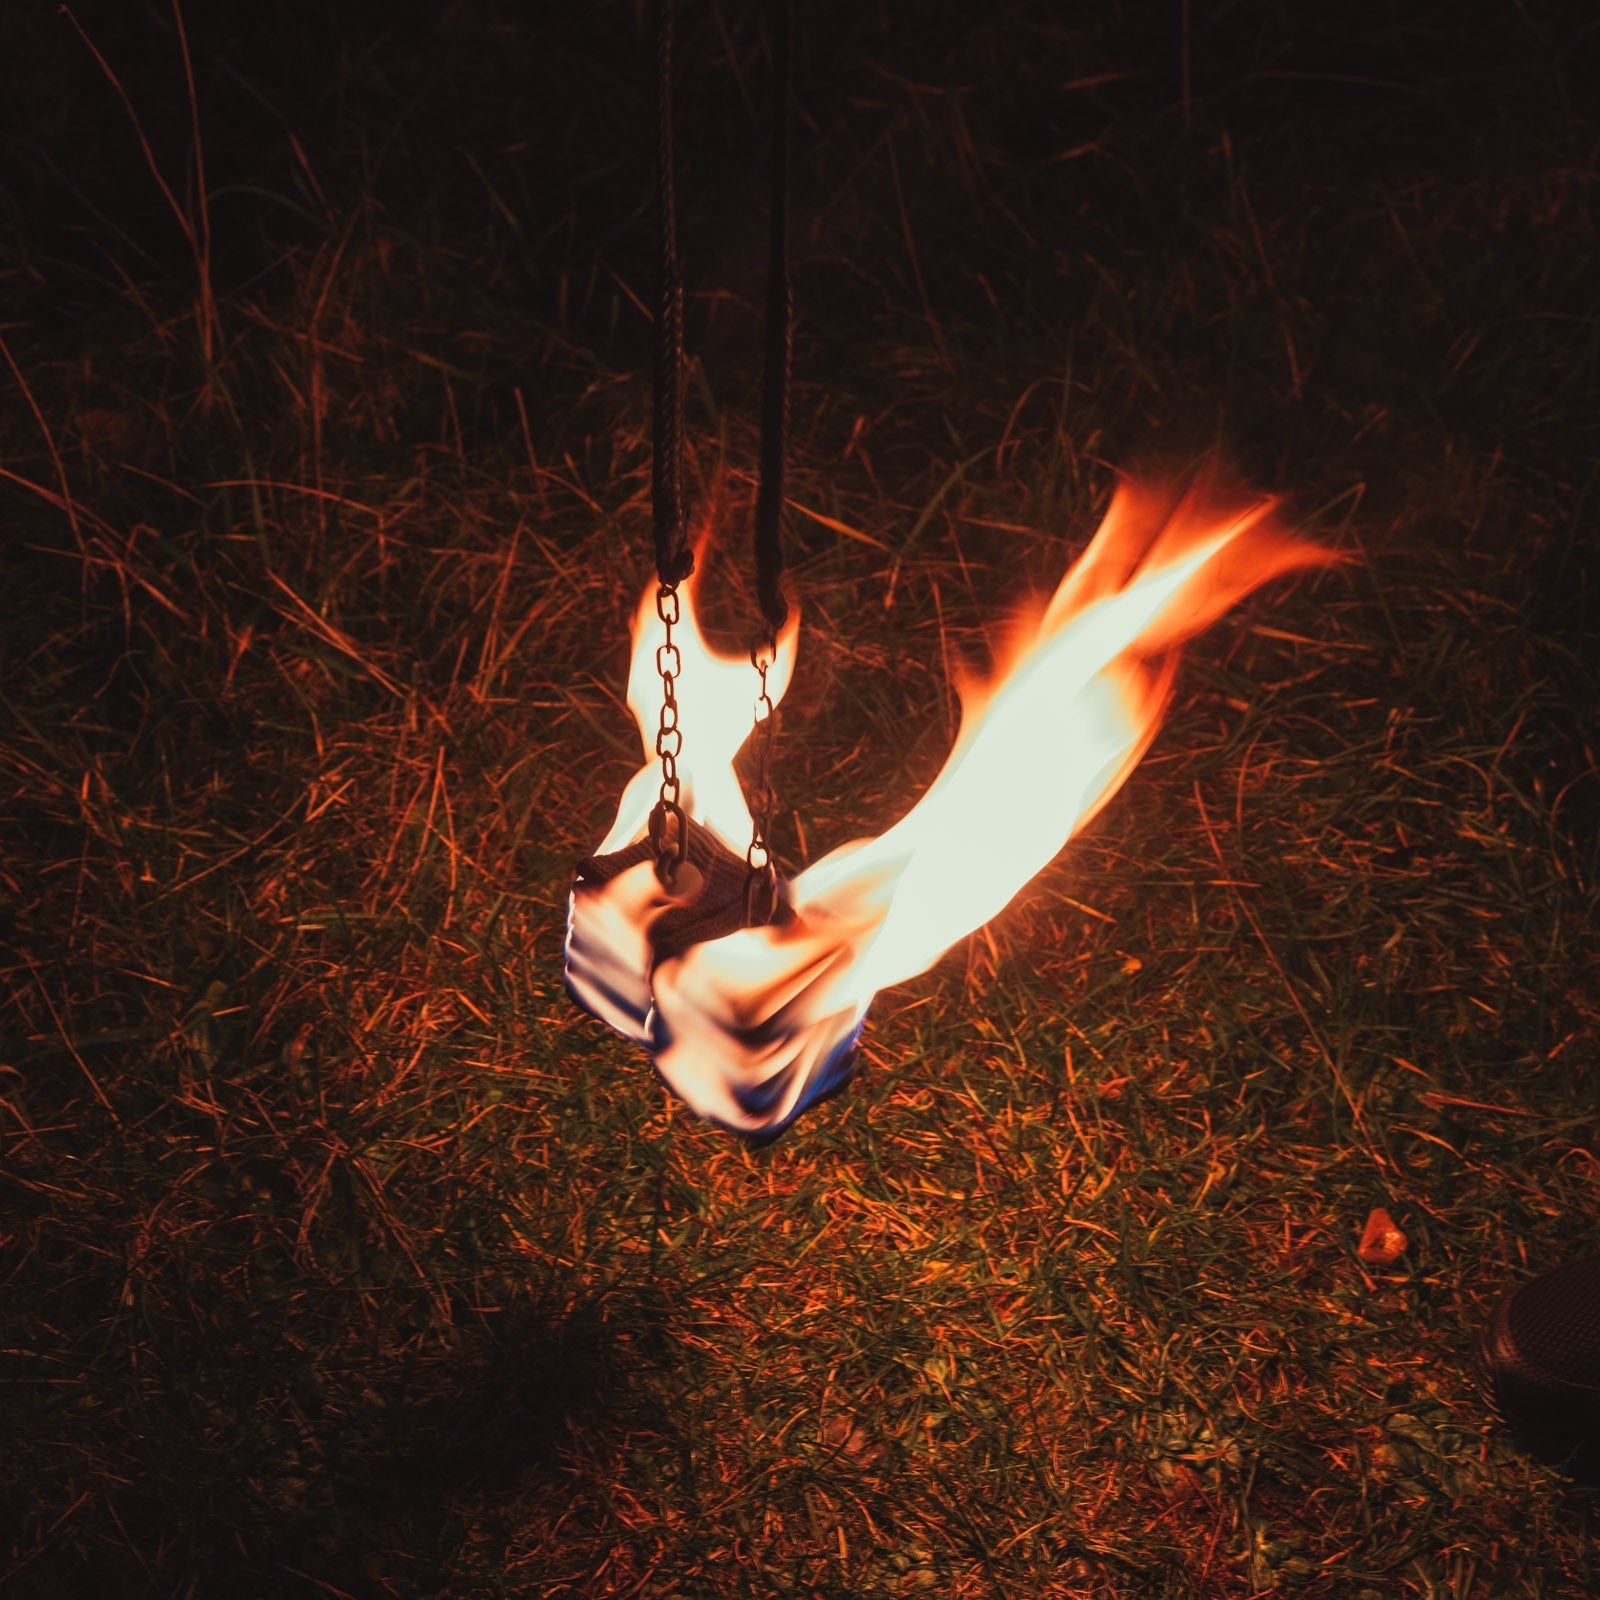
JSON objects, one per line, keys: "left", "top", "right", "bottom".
{"left": 2, "top": 2, "right": 1598, "bottom": 1595}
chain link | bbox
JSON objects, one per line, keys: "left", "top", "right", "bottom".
{"left": 744, "top": 635, "right": 779, "bottom": 925}
{"left": 648, "top": 582, "right": 688, "bottom": 884}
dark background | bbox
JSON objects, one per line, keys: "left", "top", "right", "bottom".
{"left": 3, "top": 3, "right": 1598, "bottom": 1597}
{"left": 5, "top": 0, "right": 1594, "bottom": 652}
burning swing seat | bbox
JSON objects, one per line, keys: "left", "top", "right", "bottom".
{"left": 566, "top": 484, "right": 1336, "bottom": 1141}
{"left": 564, "top": 0, "right": 1334, "bottom": 1140}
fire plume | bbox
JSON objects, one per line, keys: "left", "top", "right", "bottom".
{"left": 566, "top": 479, "right": 1334, "bottom": 1137}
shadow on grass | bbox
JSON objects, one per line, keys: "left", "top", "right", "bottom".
{"left": 5, "top": 1289, "right": 681, "bottom": 1600}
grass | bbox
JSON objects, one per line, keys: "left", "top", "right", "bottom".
{"left": 2, "top": 2, "right": 1598, "bottom": 1595}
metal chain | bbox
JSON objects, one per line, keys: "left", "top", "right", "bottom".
{"left": 648, "top": 582, "right": 688, "bottom": 884}
{"left": 744, "top": 636, "right": 779, "bottom": 925}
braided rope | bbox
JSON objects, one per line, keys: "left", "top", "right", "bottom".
{"left": 652, "top": 0, "right": 693, "bottom": 589}
{"left": 753, "top": 0, "right": 792, "bottom": 637}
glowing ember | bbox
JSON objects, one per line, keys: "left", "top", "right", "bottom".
{"left": 567, "top": 479, "right": 1334, "bottom": 1138}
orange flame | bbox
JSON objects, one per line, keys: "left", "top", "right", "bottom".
{"left": 596, "top": 574, "right": 799, "bottom": 859}
{"left": 576, "top": 479, "right": 1335, "bottom": 1135}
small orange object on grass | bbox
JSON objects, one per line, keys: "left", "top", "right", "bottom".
{"left": 1358, "top": 1208, "right": 1408, "bottom": 1265}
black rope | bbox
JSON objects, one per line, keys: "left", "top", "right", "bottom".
{"left": 742, "top": 0, "right": 792, "bottom": 924}
{"left": 652, "top": 0, "right": 693, "bottom": 589}
{"left": 646, "top": 0, "right": 792, "bottom": 907}
{"left": 752, "top": 0, "right": 791, "bottom": 638}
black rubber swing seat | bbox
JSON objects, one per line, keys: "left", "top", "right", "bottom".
{"left": 1473, "top": 1252, "right": 1600, "bottom": 1483}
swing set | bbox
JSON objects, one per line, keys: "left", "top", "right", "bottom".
{"left": 565, "top": 0, "right": 1336, "bottom": 1144}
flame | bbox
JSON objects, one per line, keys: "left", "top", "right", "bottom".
{"left": 569, "top": 479, "right": 1335, "bottom": 1136}
{"left": 596, "top": 572, "right": 799, "bottom": 858}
